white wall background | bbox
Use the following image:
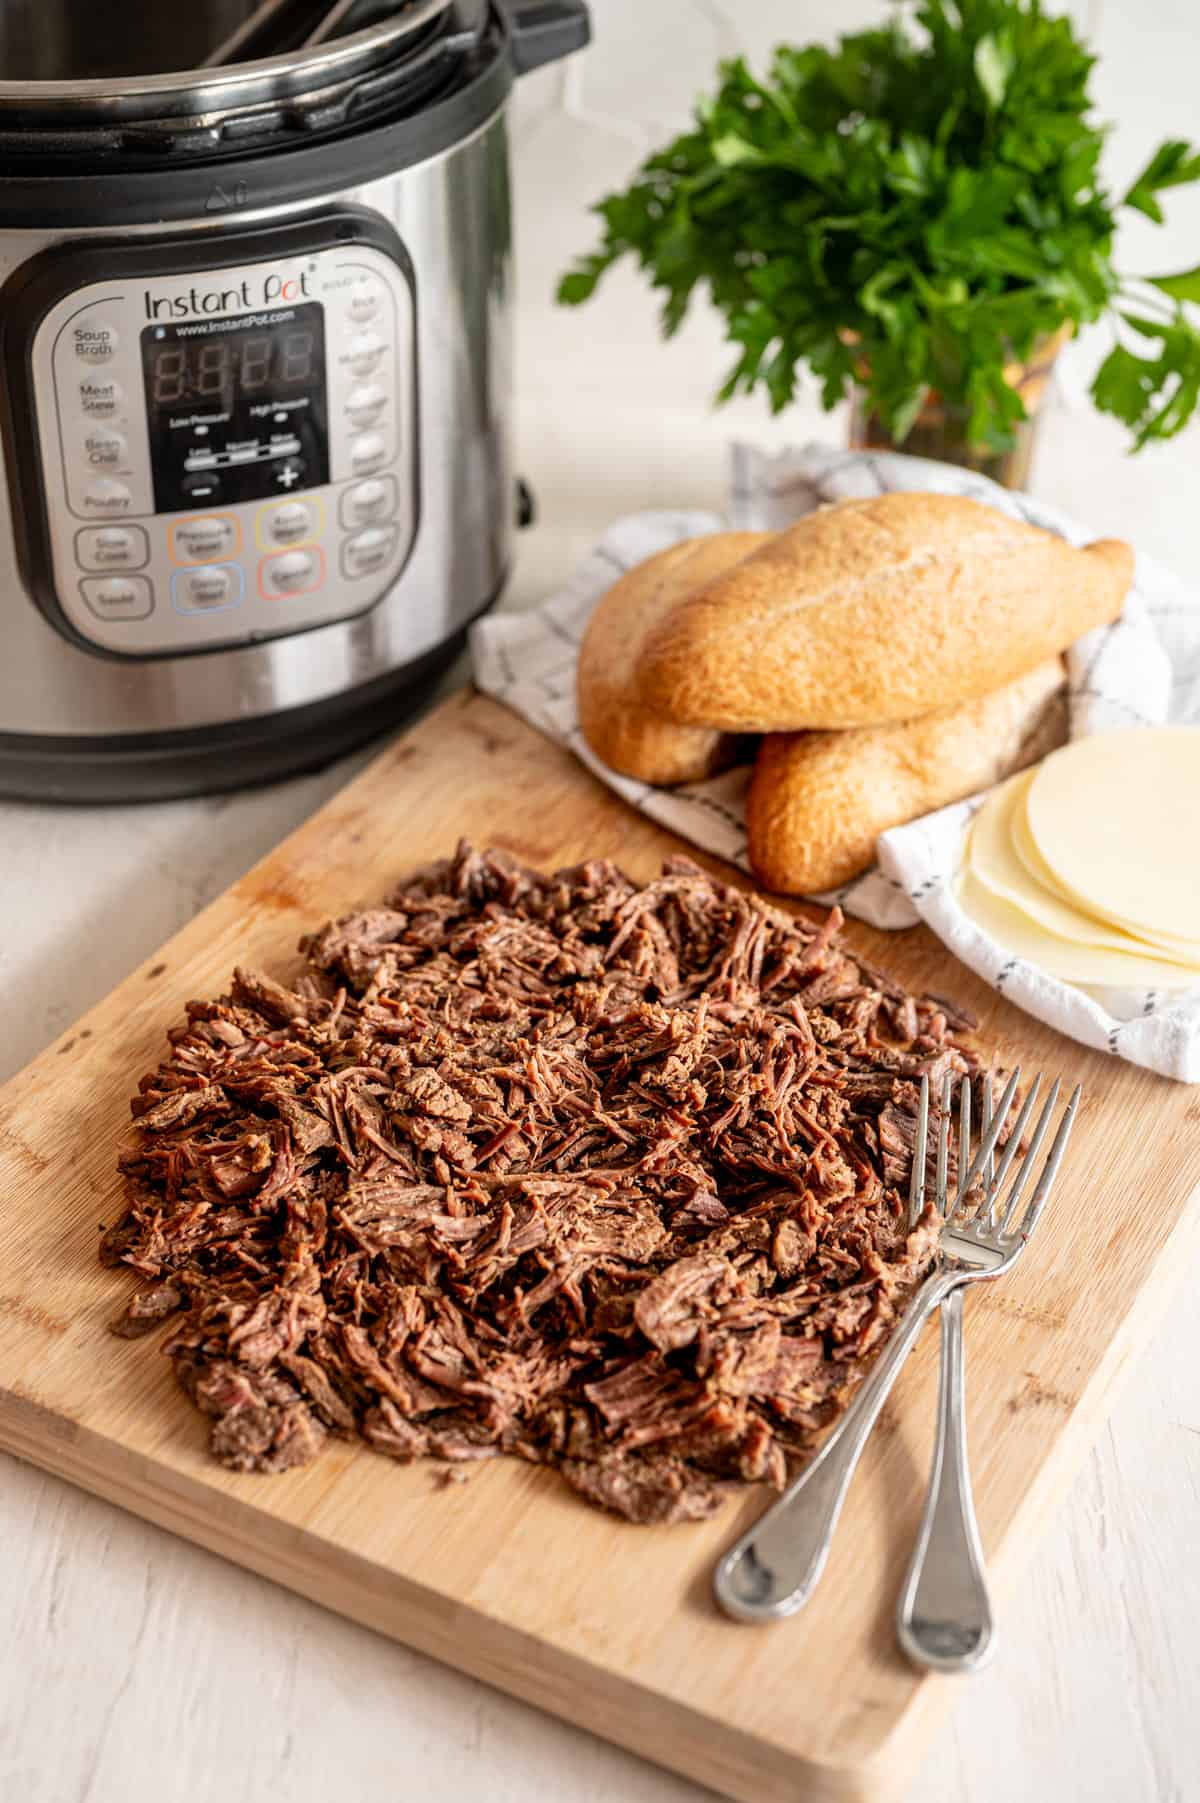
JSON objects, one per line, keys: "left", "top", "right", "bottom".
{"left": 508, "top": 0, "right": 1200, "bottom": 592}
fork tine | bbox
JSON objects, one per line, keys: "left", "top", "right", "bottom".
{"left": 935, "top": 1072, "right": 952, "bottom": 1217}
{"left": 997, "top": 1078, "right": 1061, "bottom": 1235}
{"left": 980, "top": 1078, "right": 994, "bottom": 1192}
{"left": 908, "top": 1073, "right": 930, "bottom": 1230}
{"left": 1013, "top": 1084, "right": 1082, "bottom": 1243}
{"left": 984, "top": 1074, "right": 1043, "bottom": 1222}
{"left": 955, "top": 1073, "right": 972, "bottom": 1209}
{"left": 955, "top": 1066, "right": 1021, "bottom": 1217}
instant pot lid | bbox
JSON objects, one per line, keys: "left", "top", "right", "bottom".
{"left": 0, "top": 0, "right": 479, "bottom": 137}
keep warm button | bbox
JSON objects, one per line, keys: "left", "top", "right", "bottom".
{"left": 341, "top": 525, "right": 398, "bottom": 581}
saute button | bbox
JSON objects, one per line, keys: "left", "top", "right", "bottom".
{"left": 344, "top": 383, "right": 386, "bottom": 429}
{"left": 82, "top": 477, "right": 131, "bottom": 514}
{"left": 80, "top": 575, "right": 153, "bottom": 621}
{"left": 347, "top": 276, "right": 383, "bottom": 322}
{"left": 70, "top": 317, "right": 119, "bottom": 362}
{"left": 171, "top": 514, "right": 238, "bottom": 562}
{"left": 339, "top": 474, "right": 398, "bottom": 529}
{"left": 262, "top": 499, "right": 317, "bottom": 547}
{"left": 260, "top": 548, "right": 323, "bottom": 597}
{"left": 172, "top": 564, "right": 243, "bottom": 613}
{"left": 341, "top": 525, "right": 398, "bottom": 580}
{"left": 344, "top": 330, "right": 385, "bottom": 376}
{"left": 350, "top": 432, "right": 387, "bottom": 475}
{"left": 76, "top": 525, "right": 149, "bottom": 571}
{"left": 78, "top": 376, "right": 122, "bottom": 418}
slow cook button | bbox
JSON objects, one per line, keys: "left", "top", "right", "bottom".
{"left": 172, "top": 563, "right": 243, "bottom": 614}
{"left": 170, "top": 514, "right": 239, "bottom": 563}
{"left": 80, "top": 574, "right": 153, "bottom": 622}
{"left": 81, "top": 477, "right": 131, "bottom": 514}
{"left": 350, "top": 432, "right": 387, "bottom": 475}
{"left": 75, "top": 524, "right": 149, "bottom": 571}
{"left": 260, "top": 547, "right": 324, "bottom": 598}
{"left": 78, "top": 376, "right": 122, "bottom": 418}
{"left": 70, "top": 317, "right": 119, "bottom": 362}
{"left": 341, "top": 525, "right": 398, "bottom": 581}
{"left": 339, "top": 474, "right": 398, "bottom": 529}
{"left": 344, "top": 383, "right": 387, "bottom": 429}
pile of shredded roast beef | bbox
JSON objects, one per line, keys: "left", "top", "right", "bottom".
{"left": 102, "top": 844, "right": 995, "bottom": 1524}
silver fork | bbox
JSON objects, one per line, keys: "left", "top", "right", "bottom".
{"left": 895, "top": 1068, "right": 1074, "bottom": 1670}
{"left": 713, "top": 1067, "right": 1081, "bottom": 1625}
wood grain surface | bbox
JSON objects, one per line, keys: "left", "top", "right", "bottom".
{"left": 1, "top": 689, "right": 1197, "bottom": 1803}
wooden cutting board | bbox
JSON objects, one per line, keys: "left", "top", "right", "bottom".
{"left": 2, "top": 689, "right": 1198, "bottom": 1803}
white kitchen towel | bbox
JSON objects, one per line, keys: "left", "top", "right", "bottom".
{"left": 471, "top": 444, "right": 1200, "bottom": 1081}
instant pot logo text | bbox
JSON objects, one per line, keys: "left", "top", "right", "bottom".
{"left": 143, "top": 270, "right": 313, "bottom": 320}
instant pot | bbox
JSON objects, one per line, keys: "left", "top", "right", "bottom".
{"left": 0, "top": 0, "right": 588, "bottom": 799}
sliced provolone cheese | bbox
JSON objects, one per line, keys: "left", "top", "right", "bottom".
{"left": 1026, "top": 728, "right": 1200, "bottom": 945}
{"left": 957, "top": 866, "right": 1200, "bottom": 989}
{"left": 969, "top": 772, "right": 1200, "bottom": 968}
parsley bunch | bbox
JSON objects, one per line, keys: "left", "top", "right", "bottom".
{"left": 557, "top": 0, "right": 1200, "bottom": 452}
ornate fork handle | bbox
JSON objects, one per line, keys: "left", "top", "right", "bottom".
{"left": 895, "top": 1286, "right": 993, "bottom": 1670}
{"left": 714, "top": 1264, "right": 958, "bottom": 1622}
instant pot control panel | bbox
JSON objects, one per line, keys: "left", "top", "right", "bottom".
{"left": 1, "top": 212, "right": 418, "bottom": 658}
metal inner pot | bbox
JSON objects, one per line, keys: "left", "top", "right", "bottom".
{"left": 0, "top": 0, "right": 462, "bottom": 127}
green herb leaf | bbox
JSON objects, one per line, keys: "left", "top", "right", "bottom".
{"left": 974, "top": 33, "right": 1014, "bottom": 111}
{"left": 1123, "top": 140, "right": 1200, "bottom": 222}
{"left": 556, "top": 0, "right": 1200, "bottom": 453}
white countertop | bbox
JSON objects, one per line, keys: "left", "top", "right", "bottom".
{"left": 6, "top": 9, "right": 1200, "bottom": 1797}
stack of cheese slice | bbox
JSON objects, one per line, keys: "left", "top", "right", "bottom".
{"left": 958, "top": 727, "right": 1200, "bottom": 991}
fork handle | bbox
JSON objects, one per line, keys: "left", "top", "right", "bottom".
{"left": 895, "top": 1286, "right": 994, "bottom": 1671}
{"left": 714, "top": 1266, "right": 955, "bottom": 1622}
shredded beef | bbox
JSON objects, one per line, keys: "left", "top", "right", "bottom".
{"left": 103, "top": 844, "right": 995, "bottom": 1524}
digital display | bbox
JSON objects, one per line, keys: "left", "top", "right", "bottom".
{"left": 140, "top": 302, "right": 328, "bottom": 513}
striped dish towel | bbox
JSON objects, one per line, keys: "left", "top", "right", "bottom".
{"left": 471, "top": 444, "right": 1200, "bottom": 1081}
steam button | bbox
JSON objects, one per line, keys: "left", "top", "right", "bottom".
{"left": 80, "top": 575, "right": 153, "bottom": 621}
{"left": 339, "top": 475, "right": 398, "bottom": 529}
{"left": 71, "top": 317, "right": 119, "bottom": 362}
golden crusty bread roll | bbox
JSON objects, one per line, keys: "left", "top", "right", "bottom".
{"left": 577, "top": 531, "right": 772, "bottom": 784}
{"left": 746, "top": 656, "right": 1067, "bottom": 896}
{"left": 636, "top": 493, "right": 1132, "bottom": 732}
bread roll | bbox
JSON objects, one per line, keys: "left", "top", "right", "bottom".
{"left": 746, "top": 657, "right": 1067, "bottom": 896}
{"left": 576, "top": 531, "right": 771, "bottom": 784}
{"left": 637, "top": 493, "right": 1132, "bottom": 731}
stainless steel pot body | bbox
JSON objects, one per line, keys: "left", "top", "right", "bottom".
{"left": 0, "top": 107, "right": 512, "bottom": 747}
